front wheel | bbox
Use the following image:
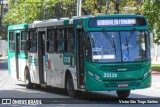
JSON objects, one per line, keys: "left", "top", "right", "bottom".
{"left": 67, "top": 74, "right": 77, "bottom": 97}
{"left": 25, "top": 68, "right": 33, "bottom": 89}
{"left": 116, "top": 90, "right": 131, "bottom": 98}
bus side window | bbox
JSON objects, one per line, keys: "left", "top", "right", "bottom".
{"left": 21, "top": 31, "right": 28, "bottom": 52}
{"left": 64, "top": 27, "right": 74, "bottom": 53}
{"left": 47, "top": 29, "right": 54, "bottom": 53}
{"left": 9, "top": 32, "right": 15, "bottom": 52}
{"left": 29, "top": 31, "right": 37, "bottom": 53}
{"left": 56, "top": 28, "right": 63, "bottom": 52}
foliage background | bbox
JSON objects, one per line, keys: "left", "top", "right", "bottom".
{"left": 1, "top": 0, "right": 160, "bottom": 42}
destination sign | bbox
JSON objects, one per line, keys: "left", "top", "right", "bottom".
{"left": 97, "top": 19, "right": 136, "bottom": 26}
{"left": 88, "top": 17, "right": 146, "bottom": 27}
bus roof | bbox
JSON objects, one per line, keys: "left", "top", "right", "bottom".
{"left": 28, "top": 20, "right": 64, "bottom": 28}
{"left": 71, "top": 14, "right": 145, "bottom": 19}
{"left": 28, "top": 14, "right": 146, "bottom": 28}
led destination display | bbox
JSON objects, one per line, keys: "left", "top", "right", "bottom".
{"left": 89, "top": 17, "right": 146, "bottom": 27}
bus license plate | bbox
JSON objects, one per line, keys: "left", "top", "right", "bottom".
{"left": 118, "top": 84, "right": 128, "bottom": 87}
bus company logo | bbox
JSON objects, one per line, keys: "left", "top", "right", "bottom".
{"left": 117, "top": 68, "right": 127, "bottom": 71}
{"left": 2, "top": 99, "right": 11, "bottom": 104}
{"left": 64, "top": 57, "right": 70, "bottom": 63}
{"left": 12, "top": 26, "right": 24, "bottom": 30}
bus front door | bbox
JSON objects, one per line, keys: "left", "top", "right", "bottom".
{"left": 76, "top": 28, "right": 85, "bottom": 88}
{"left": 15, "top": 32, "right": 21, "bottom": 79}
{"left": 38, "top": 31, "right": 47, "bottom": 84}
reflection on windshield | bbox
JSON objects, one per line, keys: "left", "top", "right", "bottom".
{"left": 88, "top": 32, "right": 121, "bottom": 62}
{"left": 86, "top": 31, "right": 149, "bottom": 63}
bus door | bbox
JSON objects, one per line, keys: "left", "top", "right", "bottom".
{"left": 52, "top": 28, "right": 63, "bottom": 87}
{"left": 76, "top": 28, "right": 85, "bottom": 88}
{"left": 15, "top": 32, "right": 21, "bottom": 79}
{"left": 38, "top": 31, "right": 47, "bottom": 84}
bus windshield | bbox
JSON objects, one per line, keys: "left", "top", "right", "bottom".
{"left": 86, "top": 31, "right": 150, "bottom": 62}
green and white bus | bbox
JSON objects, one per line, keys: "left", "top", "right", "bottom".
{"left": 8, "top": 14, "right": 151, "bottom": 98}
{"left": 8, "top": 24, "right": 28, "bottom": 81}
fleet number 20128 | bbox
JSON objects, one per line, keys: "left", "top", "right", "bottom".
{"left": 103, "top": 73, "right": 117, "bottom": 78}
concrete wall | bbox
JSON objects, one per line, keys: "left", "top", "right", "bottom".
{"left": 0, "top": 40, "right": 7, "bottom": 57}
{"left": 151, "top": 43, "right": 160, "bottom": 63}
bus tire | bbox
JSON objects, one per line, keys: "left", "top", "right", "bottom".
{"left": 25, "top": 68, "right": 33, "bottom": 89}
{"left": 33, "top": 84, "right": 41, "bottom": 89}
{"left": 67, "top": 74, "right": 77, "bottom": 97}
{"left": 116, "top": 90, "right": 131, "bottom": 98}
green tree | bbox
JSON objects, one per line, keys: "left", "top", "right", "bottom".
{"left": 2, "top": 0, "right": 156, "bottom": 40}
{"left": 139, "top": 0, "right": 160, "bottom": 43}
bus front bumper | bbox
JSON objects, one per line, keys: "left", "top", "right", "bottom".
{"left": 85, "top": 73, "right": 151, "bottom": 91}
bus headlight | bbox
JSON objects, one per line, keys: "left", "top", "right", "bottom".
{"left": 88, "top": 71, "right": 94, "bottom": 77}
{"left": 88, "top": 71, "right": 101, "bottom": 80}
{"left": 144, "top": 69, "right": 151, "bottom": 78}
{"left": 95, "top": 74, "right": 100, "bottom": 80}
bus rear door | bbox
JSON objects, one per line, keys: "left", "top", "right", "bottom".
{"left": 76, "top": 28, "right": 85, "bottom": 89}
{"left": 37, "top": 30, "right": 47, "bottom": 84}
{"left": 9, "top": 31, "right": 21, "bottom": 80}
{"left": 15, "top": 32, "right": 21, "bottom": 79}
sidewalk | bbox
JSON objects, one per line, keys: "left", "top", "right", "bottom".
{"left": 152, "top": 72, "right": 160, "bottom": 91}
{"left": 151, "top": 60, "right": 160, "bottom": 74}
{"left": 153, "top": 83, "right": 160, "bottom": 90}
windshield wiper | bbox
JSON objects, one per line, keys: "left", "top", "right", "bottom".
{"left": 125, "top": 36, "right": 129, "bottom": 55}
{"left": 112, "top": 35, "right": 116, "bottom": 55}
{"left": 125, "top": 31, "right": 136, "bottom": 55}
{"left": 127, "top": 31, "right": 136, "bottom": 43}
{"left": 102, "top": 29, "right": 116, "bottom": 55}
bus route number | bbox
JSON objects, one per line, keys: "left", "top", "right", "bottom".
{"left": 104, "top": 73, "right": 117, "bottom": 78}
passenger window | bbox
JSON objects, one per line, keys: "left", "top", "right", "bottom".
{"left": 29, "top": 31, "right": 37, "bottom": 53}
{"left": 9, "top": 32, "right": 15, "bottom": 52}
{"left": 56, "top": 28, "right": 64, "bottom": 52}
{"left": 64, "top": 27, "right": 74, "bottom": 53}
{"left": 47, "top": 29, "right": 55, "bottom": 53}
{"left": 21, "top": 31, "right": 28, "bottom": 52}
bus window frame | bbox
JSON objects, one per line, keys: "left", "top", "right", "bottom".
{"left": 9, "top": 31, "right": 15, "bottom": 52}
{"left": 28, "top": 30, "right": 37, "bottom": 53}
{"left": 55, "top": 27, "right": 64, "bottom": 53}
{"left": 64, "top": 26, "right": 74, "bottom": 53}
{"left": 21, "top": 30, "right": 28, "bottom": 52}
{"left": 46, "top": 28, "right": 55, "bottom": 53}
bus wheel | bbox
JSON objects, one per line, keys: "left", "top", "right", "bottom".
{"left": 33, "top": 84, "right": 41, "bottom": 89}
{"left": 25, "top": 68, "right": 33, "bottom": 89}
{"left": 67, "top": 74, "right": 77, "bottom": 97}
{"left": 116, "top": 90, "right": 131, "bottom": 98}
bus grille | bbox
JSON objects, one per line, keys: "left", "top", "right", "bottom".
{"left": 99, "top": 64, "right": 144, "bottom": 72}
